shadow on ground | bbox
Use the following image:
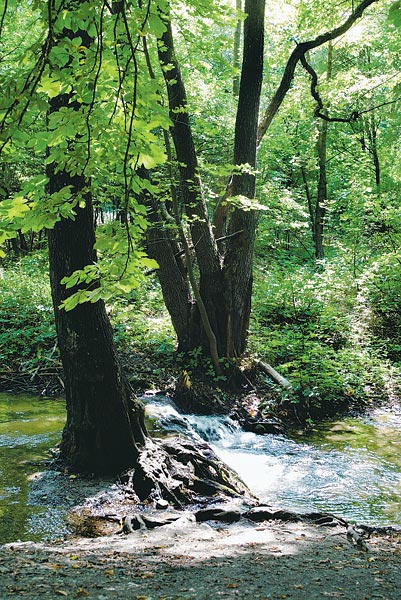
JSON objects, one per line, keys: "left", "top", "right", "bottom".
{"left": 1, "top": 518, "right": 400, "bottom": 599}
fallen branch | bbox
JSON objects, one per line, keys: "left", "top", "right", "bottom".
{"left": 254, "top": 359, "right": 291, "bottom": 389}
{"left": 30, "top": 341, "right": 58, "bottom": 381}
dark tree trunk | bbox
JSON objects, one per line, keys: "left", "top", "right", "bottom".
{"left": 153, "top": 0, "right": 265, "bottom": 362}
{"left": 47, "top": 195, "right": 147, "bottom": 474}
{"left": 314, "top": 118, "right": 328, "bottom": 260}
{"left": 146, "top": 196, "right": 194, "bottom": 352}
{"left": 223, "top": 0, "right": 265, "bottom": 356}
{"left": 365, "top": 112, "right": 381, "bottom": 190}
{"left": 157, "top": 16, "right": 228, "bottom": 355}
{"left": 46, "top": 8, "right": 147, "bottom": 475}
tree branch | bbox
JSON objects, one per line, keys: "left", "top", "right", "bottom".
{"left": 257, "top": 0, "right": 380, "bottom": 145}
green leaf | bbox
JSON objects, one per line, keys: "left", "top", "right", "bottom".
{"left": 389, "top": 1, "right": 401, "bottom": 27}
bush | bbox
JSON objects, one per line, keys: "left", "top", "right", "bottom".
{"left": 0, "top": 252, "right": 56, "bottom": 373}
{"left": 251, "top": 260, "right": 392, "bottom": 420}
{"left": 363, "top": 253, "right": 401, "bottom": 363}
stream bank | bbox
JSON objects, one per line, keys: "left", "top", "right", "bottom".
{"left": 1, "top": 393, "right": 401, "bottom": 599}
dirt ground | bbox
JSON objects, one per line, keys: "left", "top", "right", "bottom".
{"left": 1, "top": 517, "right": 401, "bottom": 600}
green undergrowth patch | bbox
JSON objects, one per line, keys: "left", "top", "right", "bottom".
{"left": 1, "top": 250, "right": 399, "bottom": 419}
{"left": 112, "top": 277, "right": 175, "bottom": 358}
{"left": 251, "top": 258, "right": 397, "bottom": 422}
{"left": 0, "top": 253, "right": 176, "bottom": 385}
{"left": 0, "top": 252, "right": 56, "bottom": 375}
{"left": 362, "top": 252, "right": 401, "bottom": 363}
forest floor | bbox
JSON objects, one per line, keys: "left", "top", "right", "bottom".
{"left": 1, "top": 517, "right": 401, "bottom": 600}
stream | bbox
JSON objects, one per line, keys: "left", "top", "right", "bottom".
{"left": 1, "top": 392, "right": 401, "bottom": 544}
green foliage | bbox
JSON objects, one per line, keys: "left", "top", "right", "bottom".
{"left": 363, "top": 251, "right": 401, "bottom": 362}
{"left": 59, "top": 219, "right": 159, "bottom": 311}
{"left": 251, "top": 258, "right": 394, "bottom": 419}
{"left": 0, "top": 253, "right": 56, "bottom": 373}
{"left": 110, "top": 278, "right": 176, "bottom": 362}
{"left": 1, "top": 0, "right": 400, "bottom": 424}
{"left": 175, "top": 346, "right": 229, "bottom": 382}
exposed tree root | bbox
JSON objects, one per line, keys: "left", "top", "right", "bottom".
{"left": 122, "top": 436, "right": 254, "bottom": 508}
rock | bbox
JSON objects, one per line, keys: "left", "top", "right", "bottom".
{"left": 142, "top": 514, "right": 182, "bottom": 529}
{"left": 155, "top": 499, "right": 170, "bottom": 510}
{"left": 242, "top": 418, "right": 283, "bottom": 435}
{"left": 244, "top": 507, "right": 300, "bottom": 523}
{"left": 195, "top": 508, "right": 242, "bottom": 523}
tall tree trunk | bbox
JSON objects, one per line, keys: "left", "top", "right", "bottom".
{"left": 153, "top": 0, "right": 265, "bottom": 362}
{"left": 314, "top": 118, "right": 329, "bottom": 260}
{"left": 314, "top": 42, "right": 332, "bottom": 260}
{"left": 223, "top": 0, "right": 265, "bottom": 357}
{"left": 47, "top": 193, "right": 147, "bottom": 474}
{"left": 46, "top": 5, "right": 146, "bottom": 474}
{"left": 157, "top": 14, "right": 227, "bottom": 356}
{"left": 146, "top": 194, "right": 194, "bottom": 352}
{"left": 365, "top": 112, "right": 381, "bottom": 191}
{"left": 233, "top": 0, "right": 242, "bottom": 97}
{"left": 150, "top": 1, "right": 373, "bottom": 367}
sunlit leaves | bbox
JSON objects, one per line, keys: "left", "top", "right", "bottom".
{"left": 59, "top": 220, "right": 159, "bottom": 311}
{"left": 0, "top": 196, "right": 30, "bottom": 221}
{"left": 223, "top": 194, "right": 267, "bottom": 212}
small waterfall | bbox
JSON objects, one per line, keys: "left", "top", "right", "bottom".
{"left": 144, "top": 394, "right": 401, "bottom": 526}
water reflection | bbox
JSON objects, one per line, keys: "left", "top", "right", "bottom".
{"left": 0, "top": 394, "right": 65, "bottom": 544}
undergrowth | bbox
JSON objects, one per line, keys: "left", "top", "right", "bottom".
{"left": 0, "top": 250, "right": 399, "bottom": 422}
{"left": 0, "top": 252, "right": 56, "bottom": 375}
{"left": 251, "top": 257, "right": 399, "bottom": 420}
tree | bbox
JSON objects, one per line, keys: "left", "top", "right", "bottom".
{"left": 146, "top": 0, "right": 266, "bottom": 367}
{"left": 44, "top": 1, "right": 148, "bottom": 474}
{"left": 145, "top": 0, "right": 380, "bottom": 371}
{"left": 0, "top": 3, "right": 253, "bottom": 503}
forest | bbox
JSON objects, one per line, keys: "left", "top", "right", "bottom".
{"left": 1, "top": 0, "right": 401, "bottom": 597}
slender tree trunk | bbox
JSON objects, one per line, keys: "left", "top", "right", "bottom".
{"left": 146, "top": 195, "right": 194, "bottom": 352}
{"left": 233, "top": 0, "right": 242, "bottom": 97}
{"left": 365, "top": 112, "right": 381, "bottom": 190}
{"left": 157, "top": 14, "right": 227, "bottom": 356}
{"left": 223, "top": 0, "right": 265, "bottom": 356}
{"left": 314, "top": 42, "right": 332, "bottom": 260}
{"left": 152, "top": 0, "right": 265, "bottom": 362}
{"left": 314, "top": 117, "right": 328, "bottom": 259}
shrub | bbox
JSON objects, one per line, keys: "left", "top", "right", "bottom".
{"left": 251, "top": 260, "right": 392, "bottom": 420}
{"left": 363, "top": 252, "right": 401, "bottom": 363}
{"left": 0, "top": 252, "right": 56, "bottom": 373}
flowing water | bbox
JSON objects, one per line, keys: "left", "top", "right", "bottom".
{"left": 145, "top": 395, "right": 401, "bottom": 526}
{"left": 1, "top": 392, "right": 401, "bottom": 544}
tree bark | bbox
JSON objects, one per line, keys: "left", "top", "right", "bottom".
{"left": 157, "top": 14, "right": 227, "bottom": 356}
{"left": 314, "top": 119, "right": 328, "bottom": 259}
{"left": 47, "top": 197, "right": 147, "bottom": 474}
{"left": 314, "top": 42, "right": 332, "bottom": 260}
{"left": 146, "top": 195, "right": 194, "bottom": 352}
{"left": 46, "top": 7, "right": 147, "bottom": 474}
{"left": 223, "top": 0, "right": 265, "bottom": 357}
{"left": 154, "top": 0, "right": 266, "bottom": 362}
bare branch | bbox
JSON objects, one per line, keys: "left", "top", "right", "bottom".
{"left": 257, "top": 0, "right": 380, "bottom": 145}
